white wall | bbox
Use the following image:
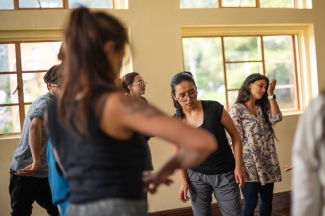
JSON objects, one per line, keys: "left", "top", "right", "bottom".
{"left": 1, "top": 0, "right": 325, "bottom": 214}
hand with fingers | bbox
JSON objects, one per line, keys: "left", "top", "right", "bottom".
{"left": 142, "top": 170, "right": 173, "bottom": 194}
{"left": 15, "top": 162, "right": 40, "bottom": 176}
{"left": 178, "top": 183, "right": 190, "bottom": 203}
{"left": 234, "top": 166, "right": 246, "bottom": 188}
{"left": 268, "top": 78, "right": 277, "bottom": 96}
{"left": 285, "top": 165, "right": 293, "bottom": 172}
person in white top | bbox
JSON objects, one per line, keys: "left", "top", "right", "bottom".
{"left": 292, "top": 93, "right": 325, "bottom": 216}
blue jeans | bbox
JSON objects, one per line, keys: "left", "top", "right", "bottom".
{"left": 241, "top": 182, "right": 274, "bottom": 216}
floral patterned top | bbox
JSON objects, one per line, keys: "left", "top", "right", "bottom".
{"left": 229, "top": 103, "right": 283, "bottom": 185}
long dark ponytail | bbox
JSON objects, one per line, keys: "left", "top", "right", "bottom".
{"left": 170, "top": 72, "right": 197, "bottom": 120}
{"left": 58, "top": 6, "right": 128, "bottom": 139}
{"left": 236, "top": 73, "right": 276, "bottom": 138}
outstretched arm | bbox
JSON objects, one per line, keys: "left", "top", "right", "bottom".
{"left": 16, "top": 118, "right": 42, "bottom": 176}
{"left": 100, "top": 92, "right": 218, "bottom": 193}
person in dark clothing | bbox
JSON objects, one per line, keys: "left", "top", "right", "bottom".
{"left": 47, "top": 7, "right": 217, "bottom": 216}
{"left": 170, "top": 72, "right": 245, "bottom": 216}
{"left": 122, "top": 72, "right": 153, "bottom": 171}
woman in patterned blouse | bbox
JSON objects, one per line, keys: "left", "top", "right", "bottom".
{"left": 229, "top": 73, "right": 282, "bottom": 216}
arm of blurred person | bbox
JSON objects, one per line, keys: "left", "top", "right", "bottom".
{"left": 221, "top": 109, "right": 245, "bottom": 188}
{"left": 100, "top": 92, "right": 218, "bottom": 194}
{"left": 16, "top": 118, "right": 42, "bottom": 176}
{"left": 173, "top": 145, "right": 190, "bottom": 203}
{"left": 284, "top": 165, "right": 293, "bottom": 172}
{"left": 292, "top": 97, "right": 324, "bottom": 216}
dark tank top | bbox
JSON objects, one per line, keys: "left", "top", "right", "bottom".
{"left": 174, "top": 100, "right": 235, "bottom": 175}
{"left": 47, "top": 95, "right": 146, "bottom": 204}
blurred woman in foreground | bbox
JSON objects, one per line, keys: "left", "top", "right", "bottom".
{"left": 47, "top": 7, "right": 217, "bottom": 216}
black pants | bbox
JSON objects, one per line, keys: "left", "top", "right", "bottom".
{"left": 241, "top": 182, "right": 274, "bottom": 216}
{"left": 9, "top": 169, "right": 59, "bottom": 216}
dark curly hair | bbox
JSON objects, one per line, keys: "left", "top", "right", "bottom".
{"left": 170, "top": 71, "right": 197, "bottom": 119}
{"left": 236, "top": 73, "right": 276, "bottom": 138}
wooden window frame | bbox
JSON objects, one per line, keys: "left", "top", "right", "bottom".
{"left": 0, "top": 40, "right": 61, "bottom": 137}
{"left": 182, "top": 0, "right": 301, "bottom": 8}
{"left": 4, "top": 0, "right": 126, "bottom": 10}
{"left": 181, "top": 25, "right": 316, "bottom": 114}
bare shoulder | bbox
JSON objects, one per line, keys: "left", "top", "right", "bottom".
{"left": 105, "top": 91, "right": 164, "bottom": 119}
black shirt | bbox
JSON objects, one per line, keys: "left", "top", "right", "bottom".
{"left": 176, "top": 100, "right": 235, "bottom": 175}
{"left": 47, "top": 96, "right": 146, "bottom": 204}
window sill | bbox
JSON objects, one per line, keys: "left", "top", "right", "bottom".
{"left": 282, "top": 110, "right": 304, "bottom": 116}
{"left": 0, "top": 133, "right": 21, "bottom": 140}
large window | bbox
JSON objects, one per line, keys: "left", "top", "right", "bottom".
{"left": 0, "top": 0, "right": 128, "bottom": 10}
{"left": 180, "top": 0, "right": 295, "bottom": 8}
{"left": 182, "top": 35, "right": 299, "bottom": 111}
{"left": 0, "top": 41, "right": 62, "bottom": 135}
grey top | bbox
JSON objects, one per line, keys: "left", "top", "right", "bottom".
{"left": 10, "top": 92, "right": 53, "bottom": 178}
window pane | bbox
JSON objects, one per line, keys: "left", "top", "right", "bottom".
{"left": 226, "top": 63, "right": 263, "bottom": 89}
{"left": 23, "top": 72, "right": 47, "bottom": 103}
{"left": 228, "top": 90, "right": 238, "bottom": 107}
{"left": 222, "top": 0, "right": 255, "bottom": 7}
{"left": 25, "top": 104, "right": 31, "bottom": 116}
{"left": 182, "top": 37, "right": 225, "bottom": 104}
{"left": 18, "top": 0, "right": 63, "bottom": 8}
{"left": 0, "top": 74, "right": 18, "bottom": 104}
{"left": 180, "top": 0, "right": 218, "bottom": 8}
{"left": 0, "top": 0, "right": 14, "bottom": 9}
{"left": 264, "top": 36, "right": 295, "bottom": 85}
{"left": 0, "top": 44, "right": 16, "bottom": 72}
{"left": 0, "top": 105, "right": 20, "bottom": 134}
{"left": 224, "top": 37, "right": 262, "bottom": 62}
{"left": 274, "top": 87, "right": 296, "bottom": 110}
{"left": 260, "top": 0, "right": 294, "bottom": 8}
{"left": 69, "top": 0, "right": 113, "bottom": 8}
{"left": 20, "top": 42, "right": 61, "bottom": 71}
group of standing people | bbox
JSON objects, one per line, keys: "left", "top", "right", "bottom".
{"left": 8, "top": 6, "right": 290, "bottom": 216}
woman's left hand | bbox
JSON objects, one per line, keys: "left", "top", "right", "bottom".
{"left": 268, "top": 78, "right": 277, "bottom": 96}
{"left": 234, "top": 166, "right": 246, "bottom": 188}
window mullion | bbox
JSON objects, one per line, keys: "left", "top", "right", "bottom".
{"left": 221, "top": 36, "right": 229, "bottom": 110}
{"left": 256, "top": 0, "right": 260, "bottom": 8}
{"left": 63, "top": 0, "right": 68, "bottom": 9}
{"left": 218, "top": 0, "right": 222, "bottom": 8}
{"left": 260, "top": 36, "right": 266, "bottom": 76}
{"left": 14, "top": 0, "right": 18, "bottom": 9}
{"left": 15, "top": 42, "right": 25, "bottom": 131}
{"left": 292, "top": 35, "right": 300, "bottom": 110}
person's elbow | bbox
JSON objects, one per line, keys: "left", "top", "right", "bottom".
{"left": 29, "top": 118, "right": 42, "bottom": 132}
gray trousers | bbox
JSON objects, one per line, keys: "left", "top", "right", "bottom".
{"left": 66, "top": 198, "right": 148, "bottom": 216}
{"left": 187, "top": 169, "right": 242, "bottom": 216}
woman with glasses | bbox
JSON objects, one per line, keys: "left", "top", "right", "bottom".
{"left": 122, "top": 72, "right": 153, "bottom": 172}
{"left": 170, "top": 72, "right": 244, "bottom": 216}
{"left": 47, "top": 7, "right": 217, "bottom": 216}
{"left": 229, "top": 73, "right": 282, "bottom": 216}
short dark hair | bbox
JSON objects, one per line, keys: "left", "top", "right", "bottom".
{"left": 43, "top": 64, "right": 62, "bottom": 86}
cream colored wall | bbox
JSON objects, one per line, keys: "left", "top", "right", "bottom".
{"left": 1, "top": 0, "right": 325, "bottom": 214}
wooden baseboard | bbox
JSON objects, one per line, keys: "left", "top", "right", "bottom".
{"left": 150, "top": 191, "right": 291, "bottom": 216}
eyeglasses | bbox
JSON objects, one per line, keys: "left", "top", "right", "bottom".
{"left": 130, "top": 81, "right": 148, "bottom": 87}
{"left": 177, "top": 90, "right": 197, "bottom": 102}
{"left": 51, "top": 85, "right": 60, "bottom": 88}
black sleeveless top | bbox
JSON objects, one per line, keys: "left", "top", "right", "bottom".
{"left": 47, "top": 96, "right": 146, "bottom": 204}
{"left": 174, "top": 100, "right": 235, "bottom": 175}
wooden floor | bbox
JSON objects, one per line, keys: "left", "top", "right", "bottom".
{"left": 268, "top": 208, "right": 291, "bottom": 216}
